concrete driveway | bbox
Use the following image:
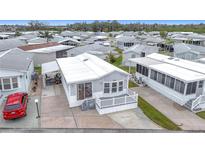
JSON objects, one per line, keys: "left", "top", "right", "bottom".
{"left": 132, "top": 86, "right": 205, "bottom": 130}
{"left": 41, "top": 85, "right": 162, "bottom": 129}
{"left": 0, "top": 96, "right": 40, "bottom": 128}
{"left": 108, "top": 108, "right": 162, "bottom": 129}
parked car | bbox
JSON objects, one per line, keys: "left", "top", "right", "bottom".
{"left": 3, "top": 92, "right": 28, "bottom": 120}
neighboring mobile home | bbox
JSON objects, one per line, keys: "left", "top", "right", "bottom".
{"left": 116, "top": 36, "right": 138, "bottom": 49}
{"left": 0, "top": 38, "right": 26, "bottom": 52}
{"left": 0, "top": 48, "right": 34, "bottom": 103}
{"left": 56, "top": 53, "right": 138, "bottom": 114}
{"left": 130, "top": 53, "right": 205, "bottom": 112}
{"left": 66, "top": 44, "right": 116, "bottom": 60}
{"left": 173, "top": 43, "right": 205, "bottom": 61}
{"left": 122, "top": 44, "right": 159, "bottom": 66}
{"left": 18, "top": 42, "right": 74, "bottom": 66}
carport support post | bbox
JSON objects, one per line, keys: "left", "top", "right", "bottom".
{"left": 129, "top": 61, "right": 131, "bottom": 74}
{"left": 42, "top": 74, "right": 46, "bottom": 88}
{"left": 35, "top": 99, "right": 40, "bottom": 119}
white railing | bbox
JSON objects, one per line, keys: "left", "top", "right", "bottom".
{"left": 191, "top": 95, "right": 205, "bottom": 110}
{"left": 96, "top": 90, "right": 138, "bottom": 109}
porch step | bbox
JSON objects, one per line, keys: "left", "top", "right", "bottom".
{"left": 193, "top": 107, "right": 202, "bottom": 112}
{"left": 184, "top": 99, "right": 194, "bottom": 111}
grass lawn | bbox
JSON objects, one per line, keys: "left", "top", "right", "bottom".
{"left": 113, "top": 55, "right": 122, "bottom": 66}
{"left": 138, "top": 96, "right": 181, "bottom": 131}
{"left": 118, "top": 65, "right": 136, "bottom": 74}
{"left": 34, "top": 66, "right": 42, "bottom": 75}
{"left": 196, "top": 111, "right": 205, "bottom": 119}
{"left": 114, "top": 47, "right": 123, "bottom": 54}
{"left": 159, "top": 50, "right": 173, "bottom": 56}
{"left": 129, "top": 80, "right": 138, "bottom": 88}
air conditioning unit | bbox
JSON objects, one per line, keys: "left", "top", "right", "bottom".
{"left": 81, "top": 99, "right": 96, "bottom": 111}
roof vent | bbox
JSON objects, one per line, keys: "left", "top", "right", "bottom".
{"left": 83, "top": 58, "right": 88, "bottom": 62}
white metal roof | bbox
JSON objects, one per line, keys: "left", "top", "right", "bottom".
{"left": 129, "top": 57, "right": 162, "bottom": 66}
{"left": 56, "top": 53, "right": 129, "bottom": 84}
{"left": 147, "top": 53, "right": 205, "bottom": 75}
{"left": 150, "top": 63, "right": 205, "bottom": 82}
{"left": 42, "top": 61, "right": 59, "bottom": 74}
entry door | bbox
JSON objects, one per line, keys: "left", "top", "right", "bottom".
{"left": 196, "top": 81, "right": 204, "bottom": 97}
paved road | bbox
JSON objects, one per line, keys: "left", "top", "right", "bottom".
{"left": 132, "top": 86, "right": 205, "bottom": 130}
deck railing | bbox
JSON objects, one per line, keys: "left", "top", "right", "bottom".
{"left": 96, "top": 89, "right": 138, "bottom": 109}
{"left": 191, "top": 95, "right": 205, "bottom": 110}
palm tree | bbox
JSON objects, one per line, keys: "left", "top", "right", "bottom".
{"left": 39, "top": 31, "right": 53, "bottom": 42}
{"left": 106, "top": 52, "right": 116, "bottom": 63}
{"left": 15, "top": 31, "right": 22, "bottom": 36}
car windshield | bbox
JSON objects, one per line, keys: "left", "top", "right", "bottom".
{"left": 5, "top": 103, "right": 21, "bottom": 111}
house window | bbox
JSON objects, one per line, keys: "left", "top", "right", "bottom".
{"left": 198, "top": 81, "right": 203, "bottom": 88}
{"left": 137, "top": 64, "right": 142, "bottom": 73}
{"left": 112, "top": 82, "right": 117, "bottom": 93}
{"left": 137, "top": 64, "right": 148, "bottom": 77}
{"left": 104, "top": 81, "right": 124, "bottom": 94}
{"left": 3, "top": 78, "right": 11, "bottom": 90}
{"left": 77, "top": 84, "right": 84, "bottom": 100}
{"left": 157, "top": 72, "right": 165, "bottom": 85}
{"left": 77, "top": 82, "right": 92, "bottom": 100}
{"left": 165, "top": 75, "right": 175, "bottom": 89}
{"left": 174, "top": 79, "right": 185, "bottom": 94}
{"left": 140, "top": 52, "right": 145, "bottom": 57}
{"left": 118, "top": 81, "right": 123, "bottom": 92}
{"left": 12, "top": 77, "right": 18, "bottom": 89}
{"left": 85, "top": 82, "right": 92, "bottom": 98}
{"left": 142, "top": 67, "right": 148, "bottom": 76}
{"left": 104, "top": 83, "right": 110, "bottom": 93}
{"left": 150, "top": 70, "right": 157, "bottom": 81}
{"left": 0, "top": 77, "right": 19, "bottom": 91}
{"left": 186, "top": 82, "right": 197, "bottom": 95}
{"left": 56, "top": 50, "right": 67, "bottom": 58}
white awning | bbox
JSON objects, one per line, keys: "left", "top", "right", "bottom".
{"left": 42, "top": 61, "right": 59, "bottom": 74}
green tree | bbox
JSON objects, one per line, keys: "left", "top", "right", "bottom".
{"left": 39, "top": 31, "right": 53, "bottom": 42}
{"left": 160, "top": 31, "right": 168, "bottom": 38}
{"left": 28, "top": 20, "right": 46, "bottom": 31}
{"left": 106, "top": 52, "right": 116, "bottom": 63}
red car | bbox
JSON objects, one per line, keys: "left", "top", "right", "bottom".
{"left": 3, "top": 92, "right": 28, "bottom": 120}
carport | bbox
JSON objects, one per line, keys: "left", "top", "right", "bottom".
{"left": 42, "top": 61, "right": 60, "bottom": 88}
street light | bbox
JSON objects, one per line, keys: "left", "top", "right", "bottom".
{"left": 35, "top": 99, "right": 40, "bottom": 119}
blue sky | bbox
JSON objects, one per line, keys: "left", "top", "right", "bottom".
{"left": 0, "top": 20, "right": 205, "bottom": 25}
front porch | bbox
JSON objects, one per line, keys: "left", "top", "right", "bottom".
{"left": 185, "top": 95, "right": 205, "bottom": 112}
{"left": 96, "top": 89, "right": 138, "bottom": 114}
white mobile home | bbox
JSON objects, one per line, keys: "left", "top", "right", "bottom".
{"left": 0, "top": 48, "right": 34, "bottom": 103}
{"left": 56, "top": 53, "right": 138, "bottom": 114}
{"left": 130, "top": 53, "right": 205, "bottom": 112}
